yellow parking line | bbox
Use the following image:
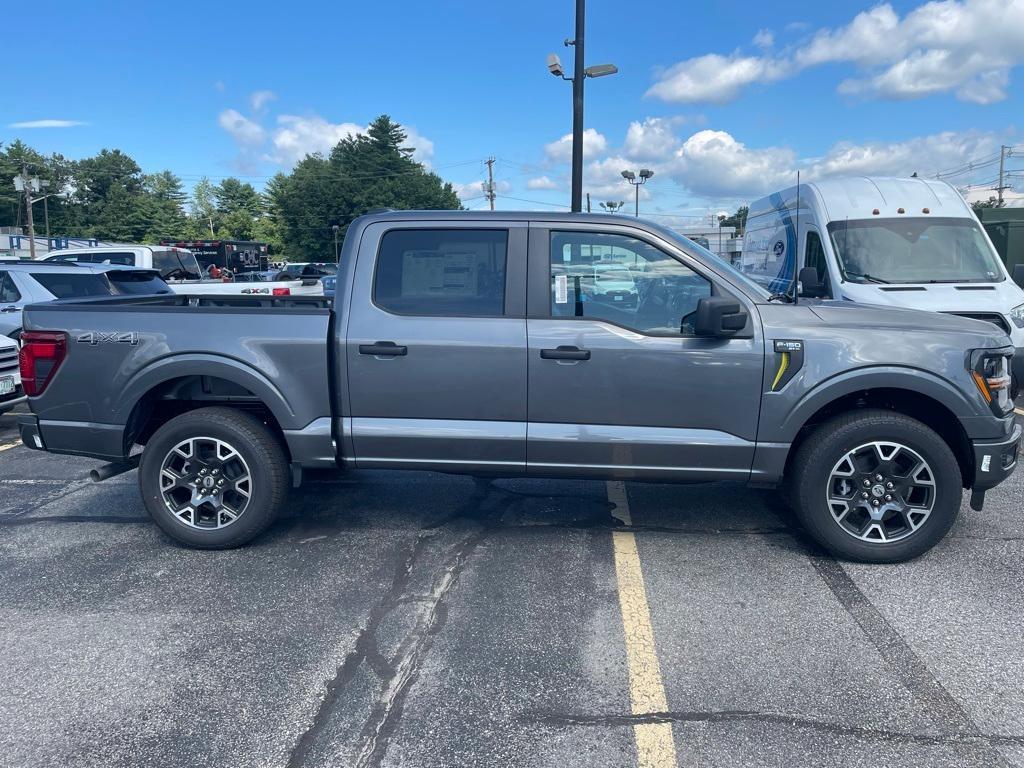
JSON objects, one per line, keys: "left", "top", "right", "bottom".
{"left": 0, "top": 441, "right": 20, "bottom": 453}
{"left": 1014, "top": 408, "right": 1024, "bottom": 416}
{"left": 607, "top": 481, "right": 677, "bottom": 768}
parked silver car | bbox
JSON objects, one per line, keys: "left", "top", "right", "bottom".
{"left": 0, "top": 261, "right": 171, "bottom": 339}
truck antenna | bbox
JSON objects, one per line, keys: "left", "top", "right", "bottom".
{"left": 791, "top": 171, "right": 801, "bottom": 304}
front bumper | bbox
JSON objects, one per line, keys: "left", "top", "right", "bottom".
{"left": 971, "top": 422, "right": 1022, "bottom": 491}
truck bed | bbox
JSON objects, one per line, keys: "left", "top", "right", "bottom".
{"left": 22, "top": 293, "right": 335, "bottom": 463}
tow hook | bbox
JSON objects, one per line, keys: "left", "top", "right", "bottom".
{"left": 969, "top": 489, "right": 986, "bottom": 511}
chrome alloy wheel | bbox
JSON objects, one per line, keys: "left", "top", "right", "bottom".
{"left": 159, "top": 437, "right": 252, "bottom": 529}
{"left": 826, "top": 441, "right": 936, "bottom": 543}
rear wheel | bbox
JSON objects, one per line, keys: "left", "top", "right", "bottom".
{"left": 139, "top": 407, "right": 288, "bottom": 549}
{"left": 790, "top": 410, "right": 962, "bottom": 563}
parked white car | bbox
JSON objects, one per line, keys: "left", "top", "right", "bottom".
{"left": 44, "top": 245, "right": 323, "bottom": 296}
{"left": 0, "top": 333, "right": 23, "bottom": 415}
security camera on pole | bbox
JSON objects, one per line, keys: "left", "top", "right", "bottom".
{"left": 547, "top": 0, "right": 618, "bottom": 213}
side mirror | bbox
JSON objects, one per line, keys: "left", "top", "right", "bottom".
{"left": 1013, "top": 264, "right": 1024, "bottom": 289}
{"left": 798, "top": 266, "right": 822, "bottom": 297}
{"left": 694, "top": 296, "right": 747, "bottom": 337}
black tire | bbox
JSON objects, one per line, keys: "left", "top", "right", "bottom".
{"left": 790, "top": 409, "right": 962, "bottom": 563}
{"left": 139, "top": 407, "right": 288, "bottom": 549}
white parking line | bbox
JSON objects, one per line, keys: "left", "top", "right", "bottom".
{"left": 0, "top": 441, "right": 20, "bottom": 453}
{"left": 607, "top": 481, "right": 678, "bottom": 768}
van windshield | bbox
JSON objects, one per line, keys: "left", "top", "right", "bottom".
{"left": 827, "top": 217, "right": 1003, "bottom": 284}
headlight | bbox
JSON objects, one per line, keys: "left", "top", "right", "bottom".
{"left": 1011, "top": 303, "right": 1024, "bottom": 329}
{"left": 970, "top": 349, "right": 1013, "bottom": 415}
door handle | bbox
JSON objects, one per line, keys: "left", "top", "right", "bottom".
{"left": 0, "top": 306, "right": 17, "bottom": 313}
{"left": 359, "top": 341, "right": 407, "bottom": 357}
{"left": 540, "top": 345, "right": 591, "bottom": 361}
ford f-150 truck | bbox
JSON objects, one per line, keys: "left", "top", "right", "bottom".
{"left": 17, "top": 212, "right": 1022, "bottom": 562}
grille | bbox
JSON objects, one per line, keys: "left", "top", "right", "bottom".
{"left": 0, "top": 347, "right": 18, "bottom": 373}
{"left": 948, "top": 313, "right": 1011, "bottom": 334}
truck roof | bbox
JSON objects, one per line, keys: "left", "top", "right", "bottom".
{"left": 748, "top": 176, "right": 972, "bottom": 223}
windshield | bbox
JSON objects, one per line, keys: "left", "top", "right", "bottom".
{"left": 827, "top": 217, "right": 1003, "bottom": 284}
{"left": 152, "top": 250, "right": 201, "bottom": 281}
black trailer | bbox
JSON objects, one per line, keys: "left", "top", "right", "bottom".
{"left": 160, "top": 240, "right": 269, "bottom": 274}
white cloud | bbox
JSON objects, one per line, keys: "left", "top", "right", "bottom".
{"left": 646, "top": 53, "right": 791, "bottom": 104}
{"left": 545, "top": 128, "right": 607, "bottom": 163}
{"left": 648, "top": 0, "right": 1024, "bottom": 105}
{"left": 451, "top": 179, "right": 510, "bottom": 202}
{"left": 526, "top": 176, "right": 559, "bottom": 190}
{"left": 804, "top": 130, "right": 999, "bottom": 179}
{"left": 624, "top": 117, "right": 682, "bottom": 161}
{"left": 8, "top": 119, "right": 86, "bottom": 129}
{"left": 672, "top": 130, "right": 797, "bottom": 198}
{"left": 753, "top": 29, "right": 774, "bottom": 49}
{"left": 270, "top": 115, "right": 364, "bottom": 165}
{"left": 401, "top": 126, "right": 435, "bottom": 166}
{"left": 250, "top": 90, "right": 276, "bottom": 112}
{"left": 217, "top": 109, "right": 265, "bottom": 147}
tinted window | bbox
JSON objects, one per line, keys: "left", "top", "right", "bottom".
{"left": 550, "top": 231, "right": 711, "bottom": 336}
{"left": 52, "top": 251, "right": 135, "bottom": 266}
{"left": 805, "top": 231, "right": 830, "bottom": 296}
{"left": 0, "top": 272, "right": 21, "bottom": 303}
{"left": 374, "top": 229, "right": 507, "bottom": 317}
{"left": 105, "top": 271, "right": 173, "bottom": 295}
{"left": 31, "top": 273, "right": 113, "bottom": 298}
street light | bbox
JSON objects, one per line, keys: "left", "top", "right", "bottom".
{"left": 599, "top": 200, "right": 626, "bottom": 214}
{"left": 621, "top": 168, "right": 654, "bottom": 216}
{"left": 547, "top": 0, "right": 619, "bottom": 213}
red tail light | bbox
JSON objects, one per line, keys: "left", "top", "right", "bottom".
{"left": 19, "top": 331, "right": 67, "bottom": 396}
{"left": 272, "top": 287, "right": 291, "bottom": 296}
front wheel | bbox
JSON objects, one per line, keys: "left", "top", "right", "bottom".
{"left": 790, "top": 410, "right": 962, "bottom": 563}
{"left": 139, "top": 407, "right": 289, "bottom": 549}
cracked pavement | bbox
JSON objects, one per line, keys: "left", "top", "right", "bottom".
{"left": 1, "top": 407, "right": 1023, "bottom": 767}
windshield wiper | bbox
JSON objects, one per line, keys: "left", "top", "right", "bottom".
{"left": 845, "top": 271, "right": 890, "bottom": 284}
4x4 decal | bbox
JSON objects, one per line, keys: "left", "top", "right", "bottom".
{"left": 76, "top": 331, "right": 139, "bottom": 346}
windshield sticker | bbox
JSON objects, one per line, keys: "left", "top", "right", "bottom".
{"left": 554, "top": 274, "right": 568, "bottom": 304}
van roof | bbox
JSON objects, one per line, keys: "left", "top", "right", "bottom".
{"left": 749, "top": 176, "right": 972, "bottom": 223}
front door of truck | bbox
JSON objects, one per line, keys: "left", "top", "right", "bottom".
{"left": 525, "top": 225, "right": 764, "bottom": 480}
{"left": 344, "top": 221, "right": 528, "bottom": 472}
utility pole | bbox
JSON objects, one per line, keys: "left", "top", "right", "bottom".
{"left": 997, "top": 145, "right": 1010, "bottom": 206}
{"left": 483, "top": 157, "right": 496, "bottom": 211}
{"left": 570, "top": 0, "right": 586, "bottom": 212}
{"left": 16, "top": 164, "right": 37, "bottom": 260}
{"left": 586, "top": 192, "right": 591, "bottom": 213}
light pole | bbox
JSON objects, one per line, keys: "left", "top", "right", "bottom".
{"left": 332, "top": 225, "right": 340, "bottom": 263}
{"left": 547, "top": 0, "right": 618, "bottom": 213}
{"left": 599, "top": 201, "right": 626, "bottom": 214}
{"left": 717, "top": 211, "right": 728, "bottom": 257}
{"left": 621, "top": 169, "right": 653, "bottom": 216}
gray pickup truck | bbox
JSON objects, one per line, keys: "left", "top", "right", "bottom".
{"left": 17, "top": 212, "right": 1022, "bottom": 562}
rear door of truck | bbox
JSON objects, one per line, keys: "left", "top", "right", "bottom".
{"left": 343, "top": 220, "right": 528, "bottom": 472}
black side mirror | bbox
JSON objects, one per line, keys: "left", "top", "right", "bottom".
{"left": 694, "top": 296, "right": 748, "bottom": 337}
{"left": 1013, "top": 264, "right": 1024, "bottom": 289}
{"left": 799, "top": 266, "right": 822, "bottom": 297}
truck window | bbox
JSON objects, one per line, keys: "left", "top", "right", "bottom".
{"left": 805, "top": 231, "right": 830, "bottom": 296}
{"left": 373, "top": 229, "right": 508, "bottom": 317}
{"left": 105, "top": 271, "right": 173, "bottom": 295}
{"left": 0, "top": 272, "right": 21, "bottom": 303}
{"left": 550, "top": 231, "right": 711, "bottom": 336}
{"left": 54, "top": 251, "right": 135, "bottom": 266}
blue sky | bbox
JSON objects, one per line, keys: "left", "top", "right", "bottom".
{"left": 3, "top": 0, "right": 1022, "bottom": 225}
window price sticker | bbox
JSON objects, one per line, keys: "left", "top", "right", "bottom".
{"left": 554, "top": 274, "right": 568, "bottom": 304}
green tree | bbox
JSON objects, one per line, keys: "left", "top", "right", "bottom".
{"left": 720, "top": 205, "right": 749, "bottom": 235}
{"left": 190, "top": 177, "right": 217, "bottom": 236}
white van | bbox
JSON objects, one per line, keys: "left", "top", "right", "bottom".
{"left": 741, "top": 176, "right": 1024, "bottom": 382}
{"left": 43, "top": 245, "right": 323, "bottom": 297}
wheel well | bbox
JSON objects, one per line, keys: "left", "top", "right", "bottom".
{"left": 785, "top": 388, "right": 973, "bottom": 488}
{"left": 125, "top": 375, "right": 289, "bottom": 458}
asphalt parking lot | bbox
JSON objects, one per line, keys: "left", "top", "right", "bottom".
{"left": 1, "top": 405, "right": 1023, "bottom": 768}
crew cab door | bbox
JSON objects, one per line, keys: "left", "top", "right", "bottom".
{"left": 525, "top": 224, "right": 764, "bottom": 480}
{"left": 344, "top": 221, "right": 528, "bottom": 471}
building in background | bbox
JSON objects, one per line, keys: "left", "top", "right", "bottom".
{"left": 0, "top": 228, "right": 103, "bottom": 259}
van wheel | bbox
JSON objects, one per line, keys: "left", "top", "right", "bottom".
{"left": 139, "top": 407, "right": 288, "bottom": 549}
{"left": 790, "top": 410, "right": 961, "bottom": 563}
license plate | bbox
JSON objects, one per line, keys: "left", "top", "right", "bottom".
{"left": 614, "top": 295, "right": 623, "bottom": 301}
{"left": 0, "top": 376, "right": 14, "bottom": 396}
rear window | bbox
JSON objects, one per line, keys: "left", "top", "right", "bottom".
{"left": 51, "top": 251, "right": 135, "bottom": 266}
{"left": 152, "top": 250, "right": 201, "bottom": 280}
{"left": 373, "top": 229, "right": 507, "bottom": 317}
{"left": 106, "top": 271, "right": 173, "bottom": 295}
{"left": 31, "top": 273, "right": 113, "bottom": 298}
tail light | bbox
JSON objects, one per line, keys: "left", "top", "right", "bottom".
{"left": 272, "top": 287, "right": 291, "bottom": 296}
{"left": 19, "top": 331, "right": 67, "bottom": 396}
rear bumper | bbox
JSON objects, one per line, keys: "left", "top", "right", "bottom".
{"left": 970, "top": 422, "right": 1022, "bottom": 491}
{"left": 0, "top": 394, "right": 27, "bottom": 414}
{"left": 18, "top": 413, "right": 125, "bottom": 460}
{"left": 18, "top": 414, "right": 43, "bottom": 450}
